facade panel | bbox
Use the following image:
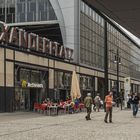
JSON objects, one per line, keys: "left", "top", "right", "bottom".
{"left": 0, "top": 0, "right": 57, "bottom": 23}
{"left": 80, "top": 1, "right": 104, "bottom": 69}
{"left": 0, "top": 60, "right": 4, "bottom": 86}
{"left": 107, "top": 23, "right": 140, "bottom": 80}
{"left": 49, "top": 69, "right": 54, "bottom": 89}
{"left": 55, "top": 61, "right": 75, "bottom": 71}
{"left": 0, "top": 48, "right": 4, "bottom": 86}
{"left": 6, "top": 49, "right": 14, "bottom": 60}
{"left": 15, "top": 51, "right": 28, "bottom": 62}
{"left": 6, "top": 62, "right": 14, "bottom": 87}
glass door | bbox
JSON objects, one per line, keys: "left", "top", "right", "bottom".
{"left": 15, "top": 88, "right": 30, "bottom": 111}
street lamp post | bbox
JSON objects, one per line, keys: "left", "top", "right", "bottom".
{"left": 114, "top": 49, "right": 121, "bottom": 108}
{"left": 104, "top": 21, "right": 108, "bottom": 112}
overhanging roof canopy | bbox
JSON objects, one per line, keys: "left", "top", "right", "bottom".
{"left": 86, "top": 0, "right": 140, "bottom": 39}
{"left": 7, "top": 21, "right": 63, "bottom": 44}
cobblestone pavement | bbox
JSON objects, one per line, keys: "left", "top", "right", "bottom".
{"left": 0, "top": 108, "right": 140, "bottom": 140}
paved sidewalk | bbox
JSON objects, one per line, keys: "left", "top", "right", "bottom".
{"left": 0, "top": 112, "right": 44, "bottom": 123}
{"left": 0, "top": 108, "right": 140, "bottom": 140}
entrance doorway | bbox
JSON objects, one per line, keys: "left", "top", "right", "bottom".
{"left": 15, "top": 88, "right": 30, "bottom": 111}
{"left": 30, "top": 88, "right": 40, "bottom": 110}
{"left": 15, "top": 88, "right": 41, "bottom": 111}
{"left": 59, "top": 90, "right": 66, "bottom": 101}
{"left": 97, "top": 78, "right": 105, "bottom": 99}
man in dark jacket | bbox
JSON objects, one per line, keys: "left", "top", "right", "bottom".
{"left": 84, "top": 93, "right": 92, "bottom": 120}
{"left": 131, "top": 93, "right": 140, "bottom": 117}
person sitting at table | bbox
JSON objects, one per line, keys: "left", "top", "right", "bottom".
{"left": 73, "top": 98, "right": 79, "bottom": 112}
{"left": 69, "top": 101, "right": 75, "bottom": 114}
{"left": 43, "top": 98, "right": 47, "bottom": 104}
{"left": 46, "top": 99, "right": 53, "bottom": 106}
{"left": 66, "top": 96, "right": 71, "bottom": 104}
{"left": 59, "top": 100, "right": 64, "bottom": 107}
{"left": 56, "top": 100, "right": 64, "bottom": 115}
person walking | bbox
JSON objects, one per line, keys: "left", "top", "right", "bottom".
{"left": 127, "top": 93, "right": 132, "bottom": 109}
{"left": 131, "top": 93, "right": 139, "bottom": 117}
{"left": 84, "top": 93, "right": 92, "bottom": 120}
{"left": 94, "top": 93, "right": 101, "bottom": 112}
{"left": 104, "top": 91, "right": 113, "bottom": 123}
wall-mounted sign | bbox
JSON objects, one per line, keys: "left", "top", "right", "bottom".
{"left": 124, "top": 77, "right": 131, "bottom": 91}
{"left": 21, "top": 80, "right": 43, "bottom": 88}
{"left": 21, "top": 80, "right": 27, "bottom": 88}
{"left": 0, "top": 21, "right": 73, "bottom": 60}
{"left": 27, "top": 83, "right": 43, "bottom": 88}
{"left": 124, "top": 77, "right": 131, "bottom": 108}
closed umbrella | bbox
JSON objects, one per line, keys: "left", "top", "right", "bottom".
{"left": 70, "top": 71, "right": 81, "bottom": 100}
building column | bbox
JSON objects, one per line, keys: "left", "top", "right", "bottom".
{"left": 104, "top": 20, "right": 108, "bottom": 98}
{"left": 0, "top": 47, "right": 5, "bottom": 112}
{"left": 5, "top": 61, "right": 14, "bottom": 112}
{"left": 95, "top": 77, "right": 98, "bottom": 92}
{"left": 5, "top": 49, "right": 14, "bottom": 112}
{"left": 49, "top": 69, "right": 54, "bottom": 99}
{"left": 108, "top": 79, "right": 111, "bottom": 91}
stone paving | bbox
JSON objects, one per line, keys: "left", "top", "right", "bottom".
{"left": 0, "top": 108, "right": 140, "bottom": 140}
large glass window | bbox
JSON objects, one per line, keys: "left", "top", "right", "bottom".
{"left": 6, "top": 0, "right": 15, "bottom": 23}
{"left": 107, "top": 23, "right": 140, "bottom": 79}
{"left": 0, "top": 0, "right": 57, "bottom": 23}
{"left": 20, "top": 69, "right": 30, "bottom": 82}
{"left": 14, "top": 66, "right": 48, "bottom": 111}
{"left": 17, "top": 0, "right": 25, "bottom": 22}
{"left": 80, "top": 75, "right": 95, "bottom": 100}
{"left": 15, "top": 66, "right": 48, "bottom": 85}
{"left": 54, "top": 71, "right": 72, "bottom": 89}
{"left": 16, "top": 0, "right": 57, "bottom": 23}
{"left": 80, "top": 0, "right": 140, "bottom": 80}
{"left": 80, "top": 1, "right": 105, "bottom": 69}
{"left": 27, "top": 0, "right": 36, "bottom": 21}
{"left": 0, "top": 0, "right": 6, "bottom": 22}
{"left": 54, "top": 71, "right": 72, "bottom": 101}
{"left": 0, "top": 0, "right": 15, "bottom": 23}
{"left": 31, "top": 70, "right": 41, "bottom": 83}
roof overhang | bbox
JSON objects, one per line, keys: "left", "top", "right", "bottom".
{"left": 6, "top": 20, "right": 59, "bottom": 27}
{"left": 6, "top": 20, "right": 63, "bottom": 44}
{"left": 85, "top": 0, "right": 140, "bottom": 39}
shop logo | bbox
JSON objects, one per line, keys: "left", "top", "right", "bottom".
{"left": 27, "top": 83, "right": 43, "bottom": 88}
{"left": 21, "top": 80, "right": 27, "bottom": 88}
{"left": 21, "top": 80, "right": 43, "bottom": 88}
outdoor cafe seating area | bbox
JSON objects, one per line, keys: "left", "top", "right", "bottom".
{"left": 33, "top": 71, "right": 84, "bottom": 116}
{"left": 33, "top": 99, "right": 85, "bottom": 116}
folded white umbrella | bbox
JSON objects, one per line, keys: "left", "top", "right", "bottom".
{"left": 70, "top": 71, "right": 81, "bottom": 101}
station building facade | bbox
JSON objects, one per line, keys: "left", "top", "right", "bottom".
{"left": 0, "top": 0, "right": 140, "bottom": 112}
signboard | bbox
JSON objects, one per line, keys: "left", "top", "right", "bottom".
{"left": 0, "top": 22, "right": 73, "bottom": 60}
{"left": 21, "top": 80, "right": 43, "bottom": 88}
{"left": 27, "top": 83, "right": 43, "bottom": 88}
{"left": 124, "top": 77, "right": 131, "bottom": 108}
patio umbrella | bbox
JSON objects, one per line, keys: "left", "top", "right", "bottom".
{"left": 70, "top": 71, "right": 81, "bottom": 101}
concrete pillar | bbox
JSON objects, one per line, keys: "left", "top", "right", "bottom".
{"left": 49, "top": 69, "right": 54, "bottom": 89}
{"left": 95, "top": 77, "right": 98, "bottom": 92}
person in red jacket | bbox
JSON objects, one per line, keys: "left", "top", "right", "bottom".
{"left": 104, "top": 91, "right": 113, "bottom": 123}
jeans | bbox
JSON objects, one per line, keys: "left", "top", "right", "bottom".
{"left": 132, "top": 104, "right": 138, "bottom": 116}
{"left": 104, "top": 107, "right": 112, "bottom": 122}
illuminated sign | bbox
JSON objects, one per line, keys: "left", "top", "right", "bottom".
{"left": 21, "top": 80, "right": 27, "bottom": 88}
{"left": 21, "top": 80, "right": 43, "bottom": 88}
{"left": 0, "top": 22, "right": 73, "bottom": 60}
{"left": 27, "top": 83, "right": 43, "bottom": 88}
